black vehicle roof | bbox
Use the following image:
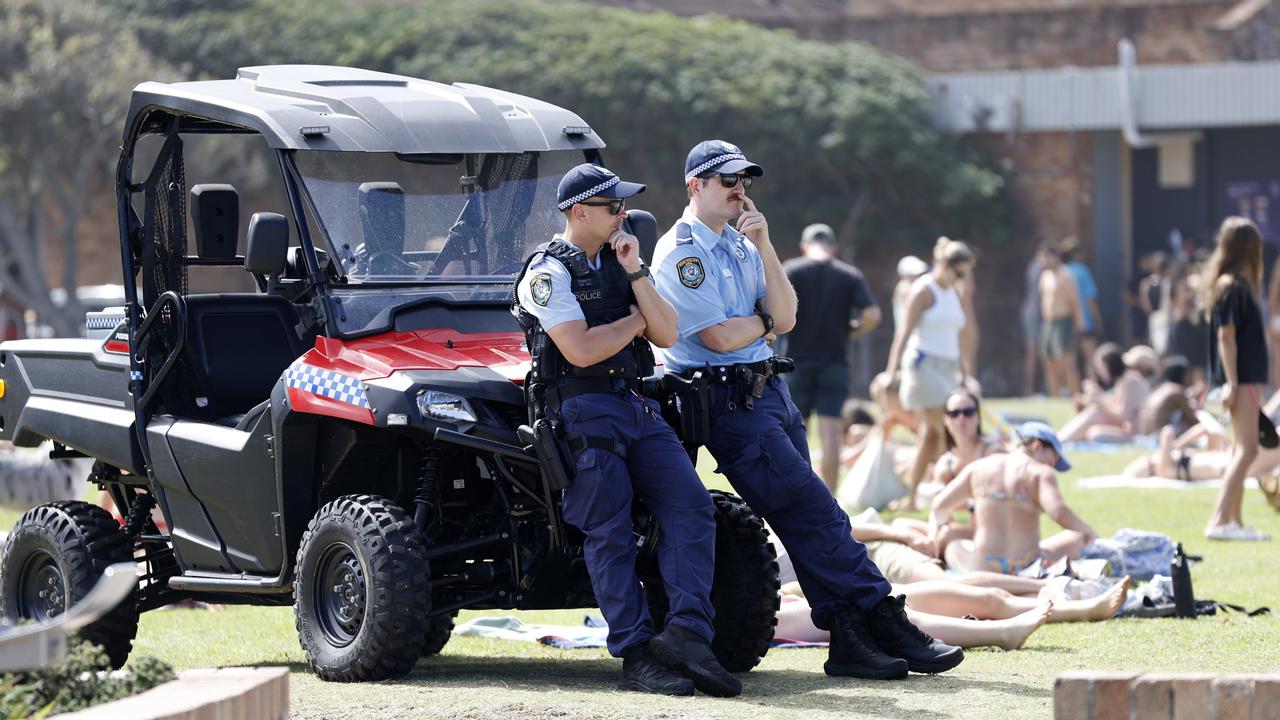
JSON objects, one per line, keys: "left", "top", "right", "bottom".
{"left": 123, "top": 65, "right": 606, "bottom": 154}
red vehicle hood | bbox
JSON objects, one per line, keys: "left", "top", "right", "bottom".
{"left": 303, "top": 329, "right": 530, "bottom": 383}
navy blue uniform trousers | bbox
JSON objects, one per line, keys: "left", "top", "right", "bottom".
{"left": 702, "top": 376, "right": 892, "bottom": 629}
{"left": 554, "top": 389, "right": 717, "bottom": 657}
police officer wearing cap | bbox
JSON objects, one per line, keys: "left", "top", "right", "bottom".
{"left": 651, "top": 140, "right": 964, "bottom": 680}
{"left": 512, "top": 163, "right": 739, "bottom": 697}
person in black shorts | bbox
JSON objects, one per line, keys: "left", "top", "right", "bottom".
{"left": 783, "top": 223, "right": 881, "bottom": 492}
{"left": 1202, "top": 216, "right": 1271, "bottom": 542}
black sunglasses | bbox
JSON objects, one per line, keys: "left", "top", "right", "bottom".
{"left": 579, "top": 198, "right": 626, "bottom": 215}
{"left": 944, "top": 407, "right": 978, "bottom": 418}
{"left": 701, "top": 173, "right": 754, "bottom": 190}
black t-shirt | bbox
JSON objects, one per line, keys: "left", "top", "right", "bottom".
{"left": 783, "top": 256, "right": 876, "bottom": 363}
{"left": 1207, "top": 279, "right": 1269, "bottom": 386}
{"left": 1169, "top": 315, "right": 1209, "bottom": 372}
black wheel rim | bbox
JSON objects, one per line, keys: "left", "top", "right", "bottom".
{"left": 17, "top": 549, "right": 66, "bottom": 622}
{"left": 314, "top": 542, "right": 366, "bottom": 648}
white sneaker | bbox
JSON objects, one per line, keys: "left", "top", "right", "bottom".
{"left": 1205, "top": 523, "right": 1272, "bottom": 541}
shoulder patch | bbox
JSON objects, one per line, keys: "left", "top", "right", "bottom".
{"left": 676, "top": 257, "right": 705, "bottom": 289}
{"left": 734, "top": 243, "right": 748, "bottom": 261}
{"left": 530, "top": 273, "right": 552, "bottom": 306}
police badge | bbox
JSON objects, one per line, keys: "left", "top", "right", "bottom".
{"left": 677, "top": 257, "right": 705, "bottom": 289}
{"left": 735, "top": 243, "right": 747, "bottom": 261}
{"left": 530, "top": 273, "right": 552, "bottom": 306}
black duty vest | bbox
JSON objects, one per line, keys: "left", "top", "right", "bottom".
{"left": 512, "top": 239, "right": 655, "bottom": 383}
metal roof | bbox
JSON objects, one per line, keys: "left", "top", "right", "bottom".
{"left": 122, "top": 65, "right": 606, "bottom": 153}
{"left": 928, "top": 59, "right": 1280, "bottom": 134}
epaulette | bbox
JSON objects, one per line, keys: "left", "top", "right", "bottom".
{"left": 675, "top": 222, "right": 694, "bottom": 244}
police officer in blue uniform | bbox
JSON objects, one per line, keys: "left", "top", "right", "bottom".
{"left": 512, "top": 163, "right": 739, "bottom": 697}
{"left": 652, "top": 141, "right": 965, "bottom": 680}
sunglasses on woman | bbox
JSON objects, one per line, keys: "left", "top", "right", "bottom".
{"left": 701, "top": 173, "right": 754, "bottom": 190}
{"left": 944, "top": 407, "right": 978, "bottom": 418}
{"left": 579, "top": 198, "right": 626, "bottom": 215}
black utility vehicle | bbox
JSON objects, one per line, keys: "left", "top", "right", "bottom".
{"left": 0, "top": 66, "right": 779, "bottom": 681}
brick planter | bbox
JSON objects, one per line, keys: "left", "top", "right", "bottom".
{"left": 1055, "top": 670, "right": 1280, "bottom": 720}
{"left": 50, "top": 666, "right": 288, "bottom": 720}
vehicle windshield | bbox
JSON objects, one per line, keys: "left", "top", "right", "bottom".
{"left": 293, "top": 149, "right": 586, "bottom": 335}
{"left": 295, "top": 150, "right": 582, "bottom": 282}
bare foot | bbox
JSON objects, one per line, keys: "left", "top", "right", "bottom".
{"left": 1046, "top": 576, "right": 1130, "bottom": 622}
{"left": 1085, "top": 576, "right": 1129, "bottom": 621}
{"left": 999, "top": 601, "right": 1054, "bottom": 650}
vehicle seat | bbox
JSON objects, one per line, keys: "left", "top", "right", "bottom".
{"left": 183, "top": 294, "right": 312, "bottom": 423}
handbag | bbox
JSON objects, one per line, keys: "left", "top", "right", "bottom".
{"left": 1259, "top": 412, "right": 1279, "bottom": 449}
{"left": 1251, "top": 387, "right": 1278, "bottom": 449}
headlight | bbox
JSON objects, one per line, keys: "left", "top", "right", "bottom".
{"left": 416, "top": 389, "right": 477, "bottom": 424}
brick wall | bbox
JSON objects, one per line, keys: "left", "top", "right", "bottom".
{"left": 603, "top": 0, "right": 1267, "bottom": 70}
{"left": 972, "top": 131, "right": 1096, "bottom": 253}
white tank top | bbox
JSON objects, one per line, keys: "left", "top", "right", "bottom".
{"left": 904, "top": 277, "right": 965, "bottom": 362}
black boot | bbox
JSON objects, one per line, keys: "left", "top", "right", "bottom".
{"left": 648, "top": 624, "right": 743, "bottom": 697}
{"left": 824, "top": 605, "right": 909, "bottom": 680}
{"left": 866, "top": 594, "right": 965, "bottom": 674}
{"left": 619, "top": 645, "right": 695, "bottom": 696}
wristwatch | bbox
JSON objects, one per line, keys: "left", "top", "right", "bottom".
{"left": 625, "top": 264, "right": 650, "bottom": 282}
{"left": 756, "top": 308, "right": 774, "bottom": 336}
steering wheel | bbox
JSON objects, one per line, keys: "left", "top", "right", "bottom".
{"left": 356, "top": 250, "right": 420, "bottom": 278}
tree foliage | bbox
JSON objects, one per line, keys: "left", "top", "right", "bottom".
{"left": 102, "top": 0, "right": 1007, "bottom": 260}
{"left": 0, "top": 0, "right": 1011, "bottom": 328}
{"left": 0, "top": 0, "right": 174, "bottom": 334}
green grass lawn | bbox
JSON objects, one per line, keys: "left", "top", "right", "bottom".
{"left": 6, "top": 398, "right": 1280, "bottom": 719}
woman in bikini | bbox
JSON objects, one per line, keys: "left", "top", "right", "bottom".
{"left": 929, "top": 422, "right": 1099, "bottom": 575}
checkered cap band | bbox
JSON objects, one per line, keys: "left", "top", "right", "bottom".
{"left": 557, "top": 176, "right": 621, "bottom": 211}
{"left": 684, "top": 153, "right": 747, "bottom": 181}
{"left": 285, "top": 361, "right": 371, "bottom": 409}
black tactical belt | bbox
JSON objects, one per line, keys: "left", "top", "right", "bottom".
{"left": 678, "top": 356, "right": 796, "bottom": 410}
{"left": 690, "top": 357, "right": 796, "bottom": 385}
{"left": 545, "top": 376, "right": 643, "bottom": 407}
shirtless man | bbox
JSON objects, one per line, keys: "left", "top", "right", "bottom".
{"left": 1038, "top": 241, "right": 1085, "bottom": 398}
{"left": 929, "top": 422, "right": 1098, "bottom": 575}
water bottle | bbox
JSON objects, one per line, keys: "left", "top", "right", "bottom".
{"left": 1171, "top": 542, "right": 1196, "bottom": 618}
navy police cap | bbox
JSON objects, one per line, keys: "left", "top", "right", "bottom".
{"left": 684, "top": 140, "right": 764, "bottom": 181}
{"left": 556, "top": 163, "right": 646, "bottom": 211}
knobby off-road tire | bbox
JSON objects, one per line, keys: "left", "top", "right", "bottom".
{"left": 644, "top": 490, "right": 780, "bottom": 673}
{"left": 294, "top": 494, "right": 429, "bottom": 681}
{"left": 0, "top": 501, "right": 140, "bottom": 668}
{"left": 420, "top": 611, "right": 457, "bottom": 657}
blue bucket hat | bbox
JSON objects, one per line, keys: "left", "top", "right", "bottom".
{"left": 556, "top": 163, "right": 646, "bottom": 211}
{"left": 1015, "top": 421, "right": 1071, "bottom": 472}
{"left": 684, "top": 140, "right": 764, "bottom": 181}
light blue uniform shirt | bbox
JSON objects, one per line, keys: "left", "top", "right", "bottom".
{"left": 652, "top": 208, "right": 770, "bottom": 372}
{"left": 515, "top": 235, "right": 600, "bottom": 331}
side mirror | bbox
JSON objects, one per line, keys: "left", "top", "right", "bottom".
{"left": 244, "top": 212, "right": 289, "bottom": 276}
{"left": 622, "top": 209, "right": 658, "bottom": 265}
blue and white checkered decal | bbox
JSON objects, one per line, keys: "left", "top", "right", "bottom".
{"left": 285, "top": 361, "right": 371, "bottom": 409}
{"left": 85, "top": 313, "right": 126, "bottom": 330}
